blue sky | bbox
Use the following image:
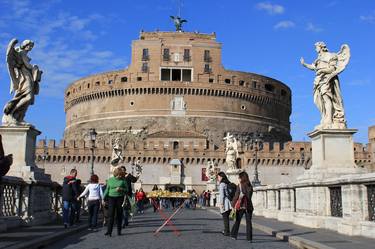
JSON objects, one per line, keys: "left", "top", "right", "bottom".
{"left": 0, "top": 0, "right": 374, "bottom": 143}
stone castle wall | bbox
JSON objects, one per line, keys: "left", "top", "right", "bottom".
{"left": 35, "top": 137, "right": 373, "bottom": 191}
{"left": 63, "top": 31, "right": 292, "bottom": 145}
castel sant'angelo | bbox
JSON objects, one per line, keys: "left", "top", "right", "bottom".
{"left": 36, "top": 22, "right": 374, "bottom": 191}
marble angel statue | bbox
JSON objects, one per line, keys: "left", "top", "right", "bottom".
{"left": 207, "top": 161, "right": 216, "bottom": 183}
{"left": 224, "top": 133, "right": 239, "bottom": 171}
{"left": 110, "top": 138, "right": 124, "bottom": 167}
{"left": 3, "top": 39, "right": 42, "bottom": 126}
{"left": 301, "top": 42, "right": 350, "bottom": 130}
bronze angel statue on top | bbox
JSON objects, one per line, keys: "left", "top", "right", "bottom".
{"left": 170, "top": 16, "right": 187, "bottom": 32}
{"left": 2, "top": 39, "right": 42, "bottom": 126}
{"left": 301, "top": 42, "right": 350, "bottom": 130}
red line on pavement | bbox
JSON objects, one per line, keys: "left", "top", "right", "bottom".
{"left": 154, "top": 202, "right": 183, "bottom": 236}
{"left": 151, "top": 199, "right": 181, "bottom": 236}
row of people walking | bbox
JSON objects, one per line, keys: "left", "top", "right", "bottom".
{"left": 62, "top": 166, "right": 145, "bottom": 236}
{"left": 218, "top": 171, "right": 253, "bottom": 243}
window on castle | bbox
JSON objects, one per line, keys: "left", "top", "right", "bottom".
{"left": 225, "top": 78, "right": 231, "bottom": 84}
{"left": 182, "top": 69, "right": 191, "bottom": 82}
{"left": 161, "top": 68, "right": 171, "bottom": 81}
{"left": 209, "top": 78, "right": 214, "bottom": 83}
{"left": 172, "top": 69, "right": 181, "bottom": 81}
{"left": 142, "top": 63, "right": 148, "bottom": 73}
{"left": 204, "top": 64, "right": 211, "bottom": 73}
{"left": 121, "top": 77, "right": 128, "bottom": 82}
{"left": 108, "top": 80, "right": 113, "bottom": 84}
{"left": 163, "top": 48, "right": 170, "bottom": 61}
{"left": 184, "top": 49, "right": 191, "bottom": 61}
{"left": 265, "top": 84, "right": 275, "bottom": 92}
{"left": 160, "top": 68, "right": 192, "bottom": 82}
{"left": 281, "top": 89, "right": 287, "bottom": 96}
{"left": 239, "top": 80, "right": 245, "bottom": 86}
{"left": 252, "top": 81, "right": 257, "bottom": 88}
{"left": 173, "top": 141, "right": 179, "bottom": 150}
{"left": 142, "top": 48, "right": 149, "bottom": 61}
{"left": 137, "top": 77, "right": 142, "bottom": 81}
{"left": 204, "top": 50, "right": 211, "bottom": 62}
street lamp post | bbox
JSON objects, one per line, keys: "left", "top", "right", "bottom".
{"left": 88, "top": 128, "right": 97, "bottom": 176}
{"left": 250, "top": 132, "right": 263, "bottom": 187}
{"left": 42, "top": 136, "right": 48, "bottom": 169}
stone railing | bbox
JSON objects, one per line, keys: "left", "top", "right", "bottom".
{"left": 253, "top": 172, "right": 375, "bottom": 239}
{"left": 0, "top": 176, "right": 62, "bottom": 232}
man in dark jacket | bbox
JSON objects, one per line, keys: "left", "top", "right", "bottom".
{"left": 121, "top": 165, "right": 139, "bottom": 227}
{"left": 0, "top": 134, "right": 13, "bottom": 177}
{"left": 62, "top": 169, "right": 79, "bottom": 228}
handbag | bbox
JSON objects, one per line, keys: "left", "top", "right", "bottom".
{"left": 229, "top": 209, "right": 236, "bottom": 220}
{"left": 234, "top": 184, "right": 248, "bottom": 211}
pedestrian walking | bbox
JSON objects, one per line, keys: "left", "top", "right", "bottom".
{"left": 77, "top": 174, "right": 103, "bottom": 231}
{"left": 62, "top": 169, "right": 79, "bottom": 228}
{"left": 75, "top": 179, "right": 83, "bottom": 223}
{"left": 230, "top": 171, "right": 254, "bottom": 242}
{"left": 136, "top": 188, "right": 146, "bottom": 213}
{"left": 191, "top": 190, "right": 198, "bottom": 210}
{"left": 121, "top": 165, "right": 139, "bottom": 227}
{"left": 151, "top": 184, "right": 160, "bottom": 212}
{"left": 104, "top": 167, "right": 128, "bottom": 237}
{"left": 218, "top": 172, "right": 232, "bottom": 236}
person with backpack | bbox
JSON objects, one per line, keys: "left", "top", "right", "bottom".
{"left": 62, "top": 169, "right": 79, "bottom": 228}
{"left": 77, "top": 174, "right": 103, "bottom": 231}
{"left": 217, "top": 171, "right": 232, "bottom": 236}
{"left": 230, "top": 171, "right": 254, "bottom": 243}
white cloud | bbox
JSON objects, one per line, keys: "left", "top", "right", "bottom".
{"left": 360, "top": 11, "right": 375, "bottom": 24}
{"left": 306, "top": 22, "right": 323, "bottom": 32}
{"left": 274, "top": 20, "right": 295, "bottom": 30}
{"left": 256, "top": 2, "right": 285, "bottom": 15}
{"left": 0, "top": 0, "right": 127, "bottom": 98}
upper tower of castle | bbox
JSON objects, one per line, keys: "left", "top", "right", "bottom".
{"left": 129, "top": 31, "right": 222, "bottom": 83}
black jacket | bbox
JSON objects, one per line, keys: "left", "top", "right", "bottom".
{"left": 125, "top": 174, "right": 138, "bottom": 197}
{"left": 231, "top": 183, "right": 254, "bottom": 212}
{"left": 62, "top": 176, "right": 79, "bottom": 201}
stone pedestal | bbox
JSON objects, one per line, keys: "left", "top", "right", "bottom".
{"left": 206, "top": 181, "right": 217, "bottom": 191}
{"left": 226, "top": 169, "right": 243, "bottom": 183}
{"left": 298, "top": 129, "right": 365, "bottom": 181}
{"left": 0, "top": 126, "right": 50, "bottom": 182}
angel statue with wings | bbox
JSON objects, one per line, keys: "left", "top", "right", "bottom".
{"left": 2, "top": 39, "right": 42, "bottom": 126}
{"left": 110, "top": 137, "right": 124, "bottom": 166}
{"left": 170, "top": 16, "right": 187, "bottom": 32}
{"left": 224, "top": 133, "right": 239, "bottom": 172}
{"left": 301, "top": 42, "right": 350, "bottom": 130}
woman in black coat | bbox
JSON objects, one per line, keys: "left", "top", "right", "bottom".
{"left": 230, "top": 171, "right": 254, "bottom": 242}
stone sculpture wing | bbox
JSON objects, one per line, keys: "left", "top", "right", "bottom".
{"left": 6, "top": 38, "right": 22, "bottom": 94}
{"left": 335, "top": 44, "right": 351, "bottom": 75}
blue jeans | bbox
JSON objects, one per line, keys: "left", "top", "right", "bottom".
{"left": 87, "top": 200, "right": 100, "bottom": 228}
{"left": 137, "top": 201, "right": 144, "bottom": 212}
{"left": 63, "top": 200, "right": 77, "bottom": 226}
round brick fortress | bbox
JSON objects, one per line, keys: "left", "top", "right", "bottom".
{"left": 64, "top": 31, "right": 292, "bottom": 144}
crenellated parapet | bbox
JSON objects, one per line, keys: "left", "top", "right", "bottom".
{"left": 35, "top": 138, "right": 373, "bottom": 168}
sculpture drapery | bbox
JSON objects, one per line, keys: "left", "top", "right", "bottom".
{"left": 301, "top": 42, "right": 350, "bottom": 130}
{"left": 2, "top": 39, "right": 42, "bottom": 126}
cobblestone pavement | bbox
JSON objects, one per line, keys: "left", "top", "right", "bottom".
{"left": 46, "top": 208, "right": 292, "bottom": 249}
